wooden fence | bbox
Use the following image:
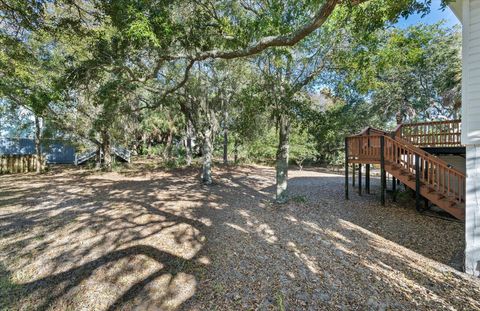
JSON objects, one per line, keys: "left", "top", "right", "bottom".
{"left": 0, "top": 155, "right": 44, "bottom": 174}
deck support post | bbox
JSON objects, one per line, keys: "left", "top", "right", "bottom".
{"left": 365, "top": 164, "right": 370, "bottom": 194}
{"left": 352, "top": 163, "right": 356, "bottom": 187}
{"left": 380, "top": 136, "right": 385, "bottom": 206}
{"left": 365, "top": 131, "right": 371, "bottom": 195}
{"left": 345, "top": 138, "right": 349, "bottom": 200}
{"left": 358, "top": 163, "right": 362, "bottom": 196}
{"left": 392, "top": 176, "right": 396, "bottom": 202}
{"left": 415, "top": 154, "right": 421, "bottom": 212}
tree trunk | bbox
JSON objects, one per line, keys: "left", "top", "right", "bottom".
{"left": 297, "top": 159, "right": 304, "bottom": 171}
{"left": 223, "top": 110, "right": 228, "bottom": 165}
{"left": 141, "top": 133, "right": 147, "bottom": 155}
{"left": 201, "top": 99, "right": 217, "bottom": 184}
{"left": 164, "top": 129, "right": 173, "bottom": 160}
{"left": 101, "top": 130, "right": 112, "bottom": 172}
{"left": 276, "top": 114, "right": 290, "bottom": 203}
{"left": 396, "top": 111, "right": 403, "bottom": 125}
{"left": 202, "top": 125, "right": 214, "bottom": 184}
{"left": 186, "top": 119, "right": 193, "bottom": 166}
{"left": 34, "top": 115, "right": 42, "bottom": 173}
{"left": 95, "top": 146, "right": 102, "bottom": 169}
{"left": 234, "top": 137, "right": 239, "bottom": 165}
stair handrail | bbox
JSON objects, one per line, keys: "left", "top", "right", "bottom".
{"left": 74, "top": 149, "right": 97, "bottom": 165}
{"left": 348, "top": 126, "right": 465, "bottom": 177}
{"left": 351, "top": 126, "right": 391, "bottom": 137}
{"left": 383, "top": 135, "right": 465, "bottom": 203}
{"left": 346, "top": 132, "right": 466, "bottom": 204}
{"left": 347, "top": 133, "right": 465, "bottom": 177}
{"left": 112, "top": 146, "right": 131, "bottom": 162}
{"left": 392, "top": 135, "right": 465, "bottom": 177}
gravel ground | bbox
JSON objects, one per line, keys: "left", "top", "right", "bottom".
{"left": 0, "top": 162, "right": 479, "bottom": 310}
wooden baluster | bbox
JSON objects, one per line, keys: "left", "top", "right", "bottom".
{"left": 429, "top": 161, "right": 433, "bottom": 186}
{"left": 426, "top": 160, "right": 432, "bottom": 185}
{"left": 438, "top": 165, "right": 445, "bottom": 193}
{"left": 415, "top": 154, "right": 421, "bottom": 211}
{"left": 442, "top": 167, "right": 445, "bottom": 195}
{"left": 415, "top": 125, "right": 418, "bottom": 145}
{"left": 409, "top": 151, "right": 412, "bottom": 172}
{"left": 457, "top": 175, "right": 461, "bottom": 202}
{"left": 442, "top": 168, "right": 446, "bottom": 195}
{"left": 359, "top": 137, "right": 362, "bottom": 159}
{"left": 444, "top": 168, "right": 448, "bottom": 195}
{"left": 437, "top": 165, "right": 440, "bottom": 193}
{"left": 424, "top": 124, "right": 427, "bottom": 146}
{"left": 447, "top": 170, "right": 450, "bottom": 197}
{"left": 439, "top": 166, "right": 442, "bottom": 194}
{"left": 385, "top": 138, "right": 388, "bottom": 160}
{"left": 394, "top": 142, "right": 398, "bottom": 164}
{"left": 422, "top": 124, "right": 424, "bottom": 146}
{"left": 449, "top": 122, "right": 451, "bottom": 145}
{"left": 447, "top": 123, "right": 449, "bottom": 145}
{"left": 449, "top": 122, "right": 452, "bottom": 146}
{"left": 405, "top": 150, "right": 408, "bottom": 171}
{"left": 425, "top": 123, "right": 428, "bottom": 146}
{"left": 458, "top": 174, "right": 461, "bottom": 201}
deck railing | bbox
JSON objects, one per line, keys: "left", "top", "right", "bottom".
{"left": 74, "top": 146, "right": 131, "bottom": 165}
{"left": 384, "top": 135, "right": 465, "bottom": 204}
{"left": 395, "top": 120, "right": 462, "bottom": 147}
{"left": 346, "top": 134, "right": 465, "bottom": 204}
{"left": 346, "top": 135, "right": 382, "bottom": 163}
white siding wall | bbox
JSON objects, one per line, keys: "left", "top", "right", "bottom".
{"left": 462, "top": 0, "right": 480, "bottom": 144}
{"left": 458, "top": 0, "right": 480, "bottom": 277}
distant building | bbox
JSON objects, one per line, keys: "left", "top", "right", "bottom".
{"left": 0, "top": 138, "right": 76, "bottom": 164}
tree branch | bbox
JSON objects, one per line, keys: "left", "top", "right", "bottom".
{"left": 161, "top": 0, "right": 360, "bottom": 61}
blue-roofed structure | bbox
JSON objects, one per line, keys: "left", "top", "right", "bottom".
{"left": 0, "top": 138, "right": 76, "bottom": 164}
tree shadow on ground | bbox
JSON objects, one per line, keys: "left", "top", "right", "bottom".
{"left": 0, "top": 165, "right": 479, "bottom": 310}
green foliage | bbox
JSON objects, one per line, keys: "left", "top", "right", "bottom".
{"left": 303, "top": 97, "right": 384, "bottom": 165}
{"left": 289, "top": 127, "right": 319, "bottom": 168}
{"left": 373, "top": 22, "right": 462, "bottom": 121}
{"left": 333, "top": 21, "right": 461, "bottom": 122}
{"left": 244, "top": 127, "right": 278, "bottom": 163}
{"left": 0, "top": 0, "right": 459, "bottom": 173}
{"left": 236, "top": 125, "right": 318, "bottom": 165}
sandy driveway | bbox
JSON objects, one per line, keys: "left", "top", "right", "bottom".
{"left": 0, "top": 163, "right": 479, "bottom": 310}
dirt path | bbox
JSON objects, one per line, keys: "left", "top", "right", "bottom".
{"left": 0, "top": 164, "right": 479, "bottom": 310}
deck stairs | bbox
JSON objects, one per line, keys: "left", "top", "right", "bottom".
{"left": 346, "top": 120, "right": 465, "bottom": 220}
{"left": 74, "top": 146, "right": 130, "bottom": 165}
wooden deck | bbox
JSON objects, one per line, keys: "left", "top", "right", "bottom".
{"left": 394, "top": 120, "right": 462, "bottom": 147}
{"left": 345, "top": 120, "right": 465, "bottom": 220}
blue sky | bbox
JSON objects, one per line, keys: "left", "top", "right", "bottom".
{"left": 396, "top": 0, "right": 460, "bottom": 28}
